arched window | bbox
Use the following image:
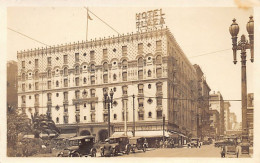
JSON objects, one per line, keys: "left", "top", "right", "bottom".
{"left": 64, "top": 67, "right": 68, "bottom": 76}
{"left": 75, "top": 66, "right": 80, "bottom": 74}
{"left": 148, "top": 70, "right": 152, "bottom": 77}
{"left": 156, "top": 55, "right": 162, "bottom": 64}
{"left": 47, "top": 70, "right": 51, "bottom": 78}
{"left": 103, "top": 62, "right": 108, "bottom": 72}
{"left": 29, "top": 84, "right": 32, "bottom": 90}
{"left": 114, "top": 114, "right": 117, "bottom": 120}
{"left": 113, "top": 74, "right": 117, "bottom": 81}
{"left": 148, "top": 112, "right": 152, "bottom": 118}
{"left": 22, "top": 73, "right": 25, "bottom": 80}
{"left": 35, "top": 71, "right": 39, "bottom": 79}
{"left": 83, "top": 77, "right": 87, "bottom": 84}
{"left": 56, "top": 81, "right": 59, "bottom": 87}
{"left": 91, "top": 64, "right": 95, "bottom": 72}
{"left": 56, "top": 117, "right": 59, "bottom": 123}
{"left": 138, "top": 57, "right": 143, "bottom": 66}
{"left": 122, "top": 60, "right": 127, "bottom": 69}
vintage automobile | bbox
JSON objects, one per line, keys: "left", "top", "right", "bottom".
{"left": 57, "top": 135, "right": 97, "bottom": 157}
{"left": 190, "top": 138, "right": 199, "bottom": 148}
{"left": 221, "top": 137, "right": 239, "bottom": 158}
{"left": 129, "top": 137, "right": 148, "bottom": 153}
{"left": 100, "top": 135, "right": 130, "bottom": 157}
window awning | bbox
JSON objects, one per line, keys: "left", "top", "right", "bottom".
{"left": 111, "top": 130, "right": 173, "bottom": 138}
{"left": 111, "top": 131, "right": 133, "bottom": 137}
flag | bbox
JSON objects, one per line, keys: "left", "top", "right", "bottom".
{"left": 87, "top": 12, "right": 93, "bottom": 20}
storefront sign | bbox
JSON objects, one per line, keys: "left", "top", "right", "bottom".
{"left": 136, "top": 9, "right": 166, "bottom": 32}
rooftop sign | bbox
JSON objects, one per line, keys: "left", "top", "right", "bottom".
{"left": 136, "top": 9, "right": 166, "bottom": 32}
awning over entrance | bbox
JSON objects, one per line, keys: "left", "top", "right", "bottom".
{"left": 111, "top": 130, "right": 176, "bottom": 138}
{"left": 55, "top": 133, "right": 76, "bottom": 140}
{"left": 111, "top": 131, "right": 133, "bottom": 137}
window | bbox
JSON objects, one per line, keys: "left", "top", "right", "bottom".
{"left": 63, "top": 55, "right": 68, "bottom": 64}
{"left": 64, "top": 104, "right": 68, "bottom": 112}
{"left": 103, "top": 62, "right": 108, "bottom": 72}
{"left": 75, "top": 90, "right": 80, "bottom": 99}
{"left": 29, "top": 95, "right": 31, "bottom": 99}
{"left": 103, "top": 74, "right": 108, "bottom": 83}
{"left": 103, "top": 49, "right": 108, "bottom": 58}
{"left": 156, "top": 40, "right": 162, "bottom": 50}
{"left": 35, "top": 71, "right": 39, "bottom": 80}
{"left": 91, "top": 102, "right": 95, "bottom": 110}
{"left": 83, "top": 77, "right": 87, "bottom": 84}
{"left": 75, "top": 104, "right": 80, "bottom": 112}
{"left": 56, "top": 81, "right": 59, "bottom": 87}
{"left": 148, "top": 112, "right": 152, "bottom": 118}
{"left": 138, "top": 57, "right": 143, "bottom": 66}
{"left": 138, "top": 112, "right": 144, "bottom": 120}
{"left": 35, "top": 82, "right": 39, "bottom": 90}
{"left": 156, "top": 55, "right": 162, "bottom": 64}
{"left": 138, "top": 70, "right": 143, "bottom": 80}
{"left": 22, "top": 95, "right": 26, "bottom": 104}
{"left": 75, "top": 77, "right": 79, "bottom": 86}
{"left": 122, "top": 60, "right": 127, "bottom": 69}
{"left": 91, "top": 113, "right": 95, "bottom": 122}
{"left": 148, "top": 84, "right": 151, "bottom": 89}
{"left": 48, "top": 81, "right": 51, "bottom": 89}
{"left": 91, "top": 76, "right": 95, "bottom": 85}
{"left": 138, "top": 43, "right": 143, "bottom": 53}
{"left": 91, "top": 64, "right": 95, "bottom": 72}
{"left": 64, "top": 79, "right": 68, "bottom": 87}
{"left": 47, "top": 70, "right": 51, "bottom": 78}
{"left": 122, "top": 72, "right": 127, "bottom": 81}
{"left": 103, "top": 113, "right": 108, "bottom": 122}
{"left": 29, "top": 84, "right": 32, "bottom": 90}
{"left": 56, "top": 93, "right": 59, "bottom": 97}
{"left": 64, "top": 116, "right": 68, "bottom": 124}
{"left": 148, "top": 70, "right": 152, "bottom": 77}
{"left": 64, "top": 92, "right": 68, "bottom": 101}
{"left": 47, "top": 57, "right": 51, "bottom": 65}
{"left": 75, "top": 115, "right": 80, "bottom": 123}
{"left": 75, "top": 53, "right": 79, "bottom": 62}
{"left": 147, "top": 98, "right": 153, "bottom": 104}
{"left": 114, "top": 114, "right": 117, "bottom": 120}
{"left": 138, "top": 84, "right": 144, "bottom": 94}
{"left": 122, "top": 46, "right": 127, "bottom": 55}
{"left": 113, "top": 74, "right": 117, "bottom": 81}
{"left": 35, "top": 94, "right": 39, "bottom": 103}
{"left": 90, "top": 89, "right": 96, "bottom": 97}
{"left": 56, "top": 117, "right": 59, "bottom": 123}
{"left": 84, "top": 116, "right": 87, "bottom": 120}
{"left": 75, "top": 66, "right": 80, "bottom": 74}
{"left": 22, "top": 61, "right": 25, "bottom": 68}
{"left": 138, "top": 98, "right": 144, "bottom": 108}
{"left": 22, "top": 84, "right": 25, "bottom": 91}
{"left": 22, "top": 73, "right": 26, "bottom": 80}
{"left": 157, "top": 97, "right": 162, "bottom": 106}
{"left": 35, "top": 59, "right": 39, "bottom": 67}
{"left": 84, "top": 103, "right": 87, "bottom": 108}
{"left": 156, "top": 68, "right": 162, "bottom": 78}
{"left": 47, "top": 93, "right": 52, "bottom": 102}
{"left": 64, "top": 67, "right": 68, "bottom": 76}
{"left": 90, "top": 51, "right": 95, "bottom": 60}
{"left": 122, "top": 86, "right": 127, "bottom": 95}
{"left": 157, "top": 110, "right": 162, "bottom": 119}
{"left": 156, "top": 83, "right": 162, "bottom": 92}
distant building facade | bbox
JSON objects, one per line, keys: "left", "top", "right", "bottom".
{"left": 209, "top": 91, "right": 224, "bottom": 135}
{"left": 224, "top": 101, "right": 231, "bottom": 132}
{"left": 209, "top": 109, "right": 220, "bottom": 139}
{"left": 17, "top": 28, "right": 198, "bottom": 141}
{"left": 193, "top": 64, "right": 211, "bottom": 139}
{"left": 7, "top": 60, "right": 18, "bottom": 108}
{"left": 247, "top": 93, "right": 253, "bottom": 144}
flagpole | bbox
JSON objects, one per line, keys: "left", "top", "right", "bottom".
{"left": 86, "top": 7, "right": 88, "bottom": 41}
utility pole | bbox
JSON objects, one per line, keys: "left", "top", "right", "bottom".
{"left": 133, "top": 94, "right": 135, "bottom": 137}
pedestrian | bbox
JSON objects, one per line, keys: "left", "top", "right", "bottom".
{"left": 155, "top": 139, "right": 159, "bottom": 148}
{"left": 160, "top": 140, "right": 163, "bottom": 148}
{"left": 221, "top": 146, "right": 226, "bottom": 158}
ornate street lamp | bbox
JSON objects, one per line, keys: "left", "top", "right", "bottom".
{"left": 104, "top": 89, "right": 114, "bottom": 138}
{"left": 229, "top": 16, "right": 254, "bottom": 155}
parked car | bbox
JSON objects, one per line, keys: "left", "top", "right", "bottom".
{"left": 190, "top": 138, "right": 199, "bottom": 148}
{"left": 221, "top": 139, "right": 239, "bottom": 158}
{"left": 57, "top": 135, "right": 97, "bottom": 157}
{"left": 129, "top": 137, "right": 148, "bottom": 153}
{"left": 100, "top": 135, "right": 130, "bottom": 157}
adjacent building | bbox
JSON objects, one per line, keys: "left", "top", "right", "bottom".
{"left": 193, "top": 64, "right": 211, "bottom": 140}
{"left": 209, "top": 91, "right": 225, "bottom": 135}
{"left": 7, "top": 60, "right": 18, "bottom": 109}
{"left": 17, "top": 28, "right": 198, "bottom": 141}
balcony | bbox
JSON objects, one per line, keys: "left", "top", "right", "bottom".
{"left": 72, "top": 97, "right": 98, "bottom": 105}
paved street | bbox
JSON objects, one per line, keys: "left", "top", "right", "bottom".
{"left": 122, "top": 144, "right": 221, "bottom": 157}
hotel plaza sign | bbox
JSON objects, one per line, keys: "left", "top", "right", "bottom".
{"left": 136, "top": 9, "right": 166, "bottom": 32}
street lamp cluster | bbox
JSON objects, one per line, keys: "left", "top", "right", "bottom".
{"left": 104, "top": 89, "right": 114, "bottom": 137}
{"left": 229, "top": 15, "right": 254, "bottom": 155}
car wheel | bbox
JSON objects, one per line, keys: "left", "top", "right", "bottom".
{"left": 70, "top": 152, "right": 80, "bottom": 157}
{"left": 57, "top": 154, "right": 62, "bottom": 157}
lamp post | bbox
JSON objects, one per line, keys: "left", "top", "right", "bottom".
{"left": 133, "top": 94, "right": 135, "bottom": 137}
{"left": 104, "top": 89, "right": 114, "bottom": 138}
{"left": 229, "top": 16, "right": 254, "bottom": 155}
{"left": 163, "top": 114, "right": 165, "bottom": 148}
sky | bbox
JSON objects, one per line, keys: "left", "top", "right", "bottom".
{"left": 7, "top": 7, "right": 254, "bottom": 122}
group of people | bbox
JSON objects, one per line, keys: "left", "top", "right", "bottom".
{"left": 155, "top": 139, "right": 175, "bottom": 148}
